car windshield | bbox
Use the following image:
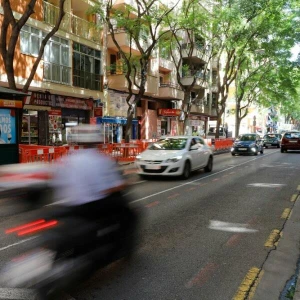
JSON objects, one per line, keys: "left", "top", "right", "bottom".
{"left": 239, "top": 135, "right": 256, "bottom": 141}
{"left": 148, "top": 138, "right": 187, "bottom": 150}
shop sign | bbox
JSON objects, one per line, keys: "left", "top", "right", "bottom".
{"left": 94, "top": 107, "right": 103, "bottom": 117}
{"left": 29, "top": 92, "right": 93, "bottom": 110}
{"left": 0, "top": 99, "right": 23, "bottom": 108}
{"left": 0, "top": 109, "right": 16, "bottom": 144}
{"left": 158, "top": 108, "right": 181, "bottom": 117}
{"left": 49, "top": 109, "right": 61, "bottom": 116}
{"left": 49, "top": 109, "right": 62, "bottom": 134}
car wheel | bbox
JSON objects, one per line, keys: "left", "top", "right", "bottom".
{"left": 265, "top": 145, "right": 268, "bottom": 149}
{"left": 182, "top": 161, "right": 191, "bottom": 179}
{"left": 204, "top": 156, "right": 213, "bottom": 172}
{"left": 281, "top": 147, "right": 285, "bottom": 153}
{"left": 277, "top": 144, "right": 280, "bottom": 148}
{"left": 231, "top": 153, "right": 235, "bottom": 156}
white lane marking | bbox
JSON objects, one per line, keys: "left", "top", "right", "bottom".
{"left": 247, "top": 183, "right": 286, "bottom": 188}
{"left": 0, "top": 288, "right": 37, "bottom": 299}
{"left": 208, "top": 220, "right": 258, "bottom": 233}
{"left": 131, "top": 152, "right": 275, "bottom": 204}
{"left": 0, "top": 237, "right": 36, "bottom": 252}
{"left": 0, "top": 289, "right": 75, "bottom": 299}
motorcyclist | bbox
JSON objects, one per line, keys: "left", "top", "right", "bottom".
{"left": 49, "top": 124, "right": 138, "bottom": 258}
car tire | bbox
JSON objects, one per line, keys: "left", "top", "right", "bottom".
{"left": 182, "top": 161, "right": 191, "bottom": 179}
{"left": 265, "top": 145, "right": 268, "bottom": 148}
{"left": 204, "top": 156, "right": 213, "bottom": 172}
{"left": 231, "top": 153, "right": 235, "bottom": 156}
{"left": 277, "top": 145, "right": 280, "bottom": 148}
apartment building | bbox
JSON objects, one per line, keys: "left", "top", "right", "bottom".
{"left": 0, "top": 0, "right": 218, "bottom": 144}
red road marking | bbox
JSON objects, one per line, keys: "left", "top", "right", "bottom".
{"left": 145, "top": 201, "right": 159, "bottom": 208}
{"left": 185, "top": 262, "right": 218, "bottom": 288}
{"left": 187, "top": 187, "right": 196, "bottom": 191}
{"left": 226, "top": 234, "right": 241, "bottom": 247}
{"left": 167, "top": 193, "right": 180, "bottom": 199}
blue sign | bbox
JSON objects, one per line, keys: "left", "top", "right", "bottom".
{"left": 0, "top": 109, "right": 16, "bottom": 144}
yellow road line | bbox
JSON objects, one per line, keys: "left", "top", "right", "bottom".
{"left": 281, "top": 208, "right": 291, "bottom": 220}
{"left": 264, "top": 229, "right": 281, "bottom": 248}
{"left": 233, "top": 267, "right": 261, "bottom": 300}
{"left": 291, "top": 194, "right": 298, "bottom": 202}
{"left": 248, "top": 270, "right": 264, "bottom": 300}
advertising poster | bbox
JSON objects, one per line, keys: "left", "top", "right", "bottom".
{"left": 0, "top": 109, "right": 16, "bottom": 144}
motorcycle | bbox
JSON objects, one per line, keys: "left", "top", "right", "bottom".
{"left": 0, "top": 164, "right": 139, "bottom": 299}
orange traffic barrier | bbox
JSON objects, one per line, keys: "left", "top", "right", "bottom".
{"left": 19, "top": 147, "right": 67, "bottom": 163}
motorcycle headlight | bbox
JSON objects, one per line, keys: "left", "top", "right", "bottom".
{"left": 165, "top": 156, "right": 183, "bottom": 163}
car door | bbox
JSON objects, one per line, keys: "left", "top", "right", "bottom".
{"left": 189, "top": 138, "right": 202, "bottom": 169}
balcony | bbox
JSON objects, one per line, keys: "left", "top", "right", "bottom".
{"left": 182, "top": 44, "right": 209, "bottom": 65}
{"left": 154, "top": 57, "right": 174, "bottom": 72}
{"left": 108, "top": 71, "right": 158, "bottom": 95}
{"left": 107, "top": 28, "right": 151, "bottom": 55}
{"left": 157, "top": 83, "right": 184, "bottom": 100}
{"left": 43, "top": 1, "right": 101, "bottom": 43}
{"left": 180, "top": 71, "right": 209, "bottom": 89}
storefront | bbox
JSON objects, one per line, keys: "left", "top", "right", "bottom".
{"left": 188, "top": 115, "right": 207, "bottom": 137}
{"left": 22, "top": 92, "right": 93, "bottom": 145}
{"left": 96, "top": 116, "right": 138, "bottom": 143}
{"left": 0, "top": 87, "right": 27, "bottom": 164}
{"left": 157, "top": 108, "right": 181, "bottom": 137}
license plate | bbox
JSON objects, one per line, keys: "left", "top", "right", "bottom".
{"left": 145, "top": 165, "right": 161, "bottom": 170}
{"left": 238, "top": 148, "right": 247, "bottom": 151}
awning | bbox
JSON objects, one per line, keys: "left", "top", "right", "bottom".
{"left": 96, "top": 117, "right": 138, "bottom": 125}
{"left": 0, "top": 86, "right": 28, "bottom": 100}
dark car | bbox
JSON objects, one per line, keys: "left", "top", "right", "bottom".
{"left": 263, "top": 133, "right": 282, "bottom": 148}
{"left": 231, "top": 133, "right": 264, "bottom": 156}
{"left": 281, "top": 131, "right": 300, "bottom": 153}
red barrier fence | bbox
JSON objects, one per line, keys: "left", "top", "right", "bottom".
{"left": 19, "top": 138, "right": 233, "bottom": 163}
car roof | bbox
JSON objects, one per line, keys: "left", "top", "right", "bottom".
{"left": 160, "top": 135, "right": 196, "bottom": 139}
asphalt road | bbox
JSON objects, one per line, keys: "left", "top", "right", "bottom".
{"left": 0, "top": 148, "right": 300, "bottom": 300}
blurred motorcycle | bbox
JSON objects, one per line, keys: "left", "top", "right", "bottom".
{"left": 0, "top": 163, "right": 139, "bottom": 299}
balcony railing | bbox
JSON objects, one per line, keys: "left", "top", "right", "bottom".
{"left": 43, "top": 1, "right": 101, "bottom": 43}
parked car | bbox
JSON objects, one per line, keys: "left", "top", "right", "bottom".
{"left": 231, "top": 133, "right": 264, "bottom": 156}
{"left": 262, "top": 133, "right": 282, "bottom": 148}
{"left": 135, "top": 136, "right": 213, "bottom": 179}
{"left": 280, "top": 131, "right": 300, "bottom": 153}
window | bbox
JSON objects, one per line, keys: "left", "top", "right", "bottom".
{"left": 73, "top": 42, "right": 102, "bottom": 91}
{"left": 20, "top": 25, "right": 43, "bottom": 56}
{"left": 20, "top": 25, "right": 70, "bottom": 85}
{"left": 44, "top": 36, "right": 70, "bottom": 84}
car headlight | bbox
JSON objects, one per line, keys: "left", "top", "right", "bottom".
{"left": 136, "top": 155, "right": 142, "bottom": 161}
{"left": 165, "top": 156, "right": 183, "bottom": 163}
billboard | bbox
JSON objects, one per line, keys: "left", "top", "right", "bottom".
{"left": 0, "top": 109, "right": 16, "bottom": 144}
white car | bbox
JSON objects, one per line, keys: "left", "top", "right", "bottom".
{"left": 135, "top": 136, "right": 213, "bottom": 179}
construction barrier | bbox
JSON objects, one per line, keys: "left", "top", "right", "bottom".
{"left": 19, "top": 138, "right": 234, "bottom": 163}
{"left": 19, "top": 144, "right": 67, "bottom": 163}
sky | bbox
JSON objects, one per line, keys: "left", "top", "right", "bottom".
{"left": 291, "top": 44, "right": 300, "bottom": 61}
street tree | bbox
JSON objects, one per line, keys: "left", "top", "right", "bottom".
{"left": 163, "top": 0, "right": 212, "bottom": 134}
{"left": 92, "top": 0, "right": 179, "bottom": 142}
{"left": 210, "top": 0, "right": 299, "bottom": 138}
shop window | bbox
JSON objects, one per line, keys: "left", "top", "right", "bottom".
{"left": 21, "top": 110, "right": 39, "bottom": 145}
